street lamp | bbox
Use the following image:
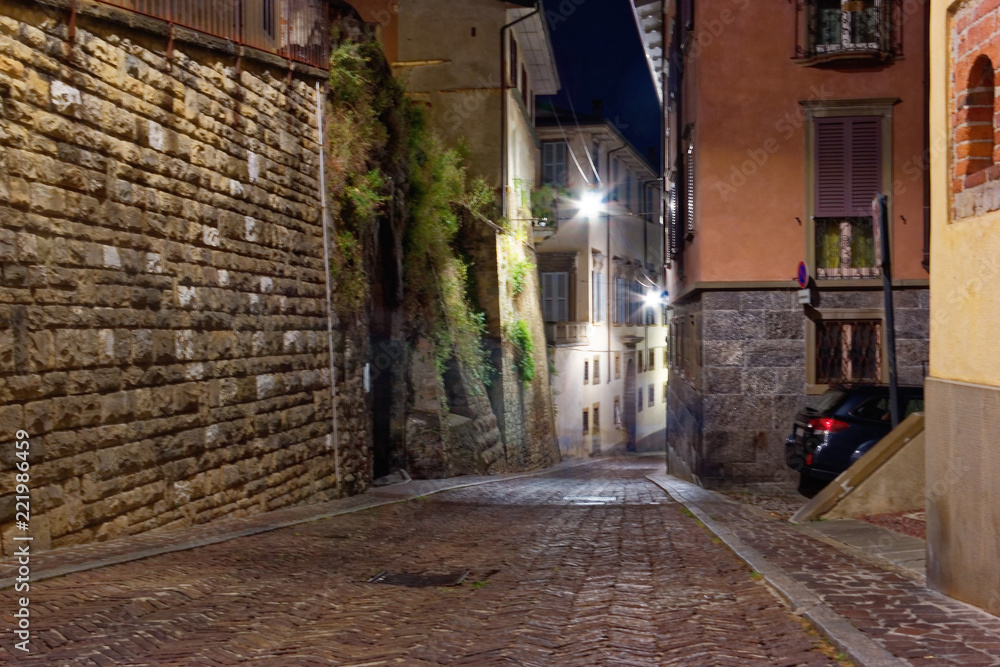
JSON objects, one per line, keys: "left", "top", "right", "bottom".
{"left": 577, "top": 189, "right": 604, "bottom": 219}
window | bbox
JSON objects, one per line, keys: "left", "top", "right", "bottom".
{"left": 853, "top": 397, "right": 890, "bottom": 421}
{"left": 541, "top": 272, "right": 568, "bottom": 322}
{"left": 542, "top": 141, "right": 568, "bottom": 186}
{"left": 684, "top": 125, "right": 695, "bottom": 238}
{"left": 663, "top": 348, "right": 669, "bottom": 367}
{"left": 648, "top": 384, "right": 655, "bottom": 407}
{"left": 593, "top": 356, "right": 600, "bottom": 384}
{"left": 648, "top": 349, "right": 656, "bottom": 370}
{"left": 591, "top": 271, "right": 607, "bottom": 323}
{"left": 613, "top": 276, "right": 629, "bottom": 324}
{"left": 583, "top": 359, "right": 589, "bottom": 384}
{"left": 815, "top": 319, "right": 883, "bottom": 384}
{"left": 582, "top": 409, "right": 590, "bottom": 434}
{"left": 625, "top": 170, "right": 632, "bottom": 210}
{"left": 509, "top": 34, "right": 518, "bottom": 85}
{"left": 957, "top": 55, "right": 995, "bottom": 181}
{"left": 592, "top": 139, "right": 600, "bottom": 179}
{"left": 814, "top": 116, "right": 883, "bottom": 279}
{"left": 521, "top": 65, "right": 528, "bottom": 107}
{"left": 593, "top": 405, "right": 600, "bottom": 430}
{"left": 263, "top": 0, "right": 276, "bottom": 37}
{"left": 637, "top": 386, "right": 644, "bottom": 412}
{"left": 795, "top": 0, "right": 900, "bottom": 62}
{"left": 615, "top": 353, "right": 621, "bottom": 379}
{"left": 645, "top": 303, "right": 656, "bottom": 326}
{"left": 638, "top": 352, "right": 644, "bottom": 374}
{"left": 663, "top": 382, "right": 668, "bottom": 402}
{"left": 612, "top": 160, "right": 620, "bottom": 201}
{"left": 614, "top": 397, "right": 621, "bottom": 427}
{"left": 628, "top": 280, "right": 643, "bottom": 325}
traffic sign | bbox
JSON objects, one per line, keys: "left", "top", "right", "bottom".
{"left": 796, "top": 261, "right": 808, "bottom": 289}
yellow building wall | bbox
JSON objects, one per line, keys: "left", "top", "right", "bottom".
{"left": 929, "top": 0, "right": 1000, "bottom": 388}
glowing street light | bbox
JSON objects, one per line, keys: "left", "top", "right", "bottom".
{"left": 577, "top": 189, "right": 604, "bottom": 219}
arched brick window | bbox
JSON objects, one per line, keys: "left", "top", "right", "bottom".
{"left": 957, "top": 54, "right": 995, "bottom": 181}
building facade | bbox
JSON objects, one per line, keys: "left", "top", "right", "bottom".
{"left": 633, "top": 0, "right": 930, "bottom": 486}
{"left": 534, "top": 110, "right": 667, "bottom": 458}
{"left": 927, "top": 0, "right": 1000, "bottom": 617}
{"left": 350, "top": 0, "right": 561, "bottom": 467}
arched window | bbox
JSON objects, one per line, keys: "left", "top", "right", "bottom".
{"left": 960, "top": 54, "right": 995, "bottom": 178}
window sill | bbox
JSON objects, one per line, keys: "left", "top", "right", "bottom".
{"left": 793, "top": 49, "right": 898, "bottom": 68}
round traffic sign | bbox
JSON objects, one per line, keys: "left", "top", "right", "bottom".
{"left": 796, "top": 261, "right": 808, "bottom": 289}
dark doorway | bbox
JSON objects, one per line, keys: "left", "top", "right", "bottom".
{"left": 624, "top": 357, "right": 636, "bottom": 452}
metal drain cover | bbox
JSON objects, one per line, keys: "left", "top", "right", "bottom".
{"left": 367, "top": 570, "right": 470, "bottom": 588}
{"left": 563, "top": 495, "right": 618, "bottom": 504}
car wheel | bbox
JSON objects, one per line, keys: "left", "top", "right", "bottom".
{"left": 797, "top": 471, "right": 827, "bottom": 498}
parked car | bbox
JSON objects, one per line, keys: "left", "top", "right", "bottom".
{"left": 785, "top": 384, "right": 924, "bottom": 483}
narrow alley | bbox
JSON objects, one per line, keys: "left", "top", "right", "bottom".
{"left": 0, "top": 459, "right": 837, "bottom": 665}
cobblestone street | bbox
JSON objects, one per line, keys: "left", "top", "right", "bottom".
{"left": 0, "top": 459, "right": 839, "bottom": 665}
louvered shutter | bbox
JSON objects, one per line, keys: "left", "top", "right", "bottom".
{"left": 556, "top": 273, "right": 568, "bottom": 322}
{"left": 542, "top": 272, "right": 555, "bottom": 321}
{"left": 849, "top": 118, "right": 882, "bottom": 214}
{"left": 815, "top": 117, "right": 882, "bottom": 217}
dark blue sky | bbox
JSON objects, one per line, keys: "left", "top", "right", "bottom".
{"left": 542, "top": 0, "right": 660, "bottom": 167}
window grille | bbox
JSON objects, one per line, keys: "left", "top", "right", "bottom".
{"left": 816, "top": 319, "right": 883, "bottom": 383}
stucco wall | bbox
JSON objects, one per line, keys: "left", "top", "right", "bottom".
{"left": 926, "top": 0, "right": 1000, "bottom": 617}
{"left": 0, "top": 2, "right": 370, "bottom": 552}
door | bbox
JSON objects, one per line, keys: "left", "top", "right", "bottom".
{"left": 624, "top": 358, "right": 637, "bottom": 451}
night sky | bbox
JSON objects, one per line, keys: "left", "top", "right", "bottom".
{"left": 541, "top": 0, "right": 661, "bottom": 168}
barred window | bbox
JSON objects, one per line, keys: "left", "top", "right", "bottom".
{"left": 816, "top": 319, "right": 883, "bottom": 383}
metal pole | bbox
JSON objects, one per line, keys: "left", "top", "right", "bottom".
{"left": 875, "top": 194, "right": 900, "bottom": 428}
{"left": 316, "top": 82, "right": 341, "bottom": 487}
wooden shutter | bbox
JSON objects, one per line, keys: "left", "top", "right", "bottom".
{"left": 815, "top": 116, "right": 882, "bottom": 217}
{"left": 556, "top": 272, "right": 568, "bottom": 322}
{"left": 542, "top": 272, "right": 555, "bottom": 321}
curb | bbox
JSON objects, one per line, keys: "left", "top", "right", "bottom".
{"left": 647, "top": 475, "right": 904, "bottom": 667}
{"left": 0, "top": 457, "right": 599, "bottom": 590}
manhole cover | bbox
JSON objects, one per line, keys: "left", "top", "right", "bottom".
{"left": 367, "top": 570, "right": 470, "bottom": 588}
{"left": 563, "top": 495, "right": 618, "bottom": 504}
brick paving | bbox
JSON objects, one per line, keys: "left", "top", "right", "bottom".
{"left": 0, "top": 459, "right": 840, "bottom": 665}
{"left": 659, "top": 477, "right": 1000, "bottom": 666}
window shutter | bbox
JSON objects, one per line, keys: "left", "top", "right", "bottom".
{"left": 849, "top": 118, "right": 882, "bottom": 214}
{"left": 542, "top": 273, "right": 554, "bottom": 321}
{"left": 815, "top": 118, "right": 848, "bottom": 217}
{"left": 557, "top": 273, "right": 568, "bottom": 322}
{"left": 815, "top": 116, "right": 882, "bottom": 217}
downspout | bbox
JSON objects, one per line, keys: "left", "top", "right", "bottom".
{"left": 500, "top": 2, "right": 541, "bottom": 220}
{"left": 316, "top": 81, "right": 341, "bottom": 488}
{"left": 607, "top": 145, "right": 628, "bottom": 384}
{"left": 921, "top": 0, "right": 931, "bottom": 273}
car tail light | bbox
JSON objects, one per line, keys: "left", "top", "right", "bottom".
{"left": 805, "top": 453, "right": 813, "bottom": 466}
{"left": 808, "top": 417, "right": 849, "bottom": 433}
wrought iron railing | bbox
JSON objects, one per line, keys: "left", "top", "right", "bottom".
{"left": 95, "top": 0, "right": 330, "bottom": 69}
{"left": 816, "top": 319, "right": 883, "bottom": 384}
{"left": 794, "top": 0, "right": 902, "bottom": 63}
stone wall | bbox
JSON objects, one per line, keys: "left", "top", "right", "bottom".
{"left": 667, "top": 287, "right": 929, "bottom": 488}
{"left": 0, "top": 1, "right": 362, "bottom": 553}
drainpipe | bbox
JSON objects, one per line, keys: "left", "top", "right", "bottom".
{"left": 316, "top": 81, "right": 341, "bottom": 488}
{"left": 606, "top": 145, "right": 628, "bottom": 385}
{"left": 500, "top": 2, "right": 540, "bottom": 221}
{"left": 921, "top": 0, "right": 930, "bottom": 273}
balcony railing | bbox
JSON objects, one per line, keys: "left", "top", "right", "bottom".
{"left": 545, "top": 322, "right": 589, "bottom": 346}
{"left": 95, "top": 0, "right": 330, "bottom": 69}
{"left": 794, "top": 0, "right": 902, "bottom": 64}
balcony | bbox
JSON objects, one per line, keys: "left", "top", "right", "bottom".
{"left": 545, "top": 322, "right": 589, "bottom": 346}
{"left": 794, "top": 0, "right": 902, "bottom": 66}
{"left": 92, "top": 0, "right": 330, "bottom": 69}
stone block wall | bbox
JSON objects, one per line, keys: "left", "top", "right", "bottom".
{"left": 0, "top": 1, "right": 362, "bottom": 552}
{"left": 668, "top": 287, "right": 929, "bottom": 488}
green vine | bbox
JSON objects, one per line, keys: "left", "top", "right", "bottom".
{"left": 508, "top": 319, "right": 535, "bottom": 384}
{"left": 509, "top": 258, "right": 534, "bottom": 297}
